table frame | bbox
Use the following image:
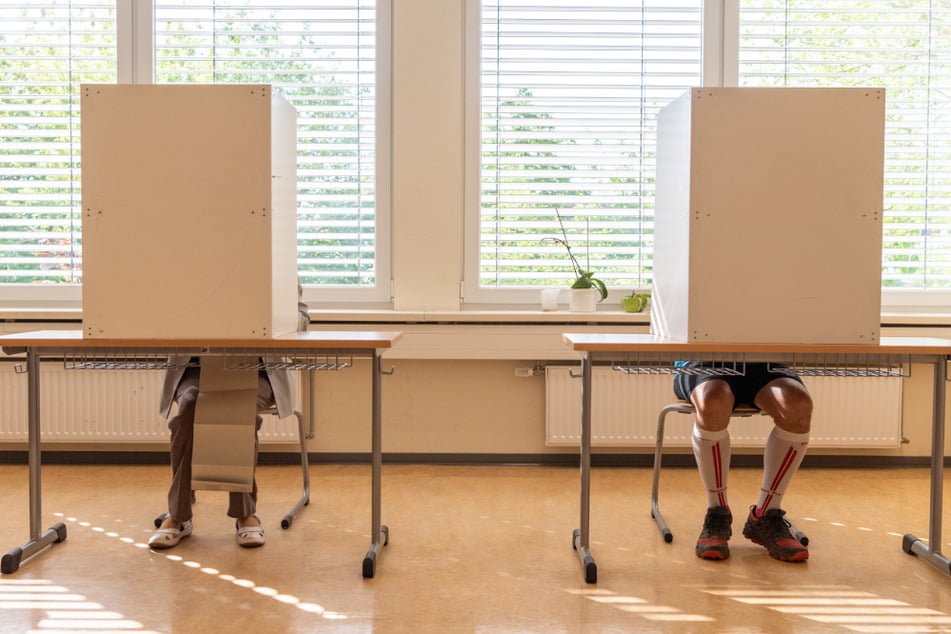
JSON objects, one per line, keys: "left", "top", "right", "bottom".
{"left": 563, "top": 334, "right": 951, "bottom": 584}
{"left": 0, "top": 330, "right": 400, "bottom": 579}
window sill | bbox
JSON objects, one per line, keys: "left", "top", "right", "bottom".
{"left": 881, "top": 311, "right": 951, "bottom": 327}
{"left": 0, "top": 306, "right": 950, "bottom": 327}
{"left": 0, "top": 307, "right": 82, "bottom": 323}
{"left": 306, "top": 308, "right": 651, "bottom": 325}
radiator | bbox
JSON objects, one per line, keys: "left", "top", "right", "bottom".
{"left": 0, "top": 365, "right": 303, "bottom": 443}
{"left": 545, "top": 366, "right": 903, "bottom": 448}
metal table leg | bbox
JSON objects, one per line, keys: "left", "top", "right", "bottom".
{"left": 2, "top": 349, "right": 67, "bottom": 575}
{"left": 902, "top": 357, "right": 951, "bottom": 576}
{"left": 572, "top": 353, "right": 597, "bottom": 583}
{"left": 362, "top": 350, "right": 388, "bottom": 578}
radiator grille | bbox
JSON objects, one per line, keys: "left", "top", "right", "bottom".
{"left": 545, "top": 366, "right": 903, "bottom": 448}
{"left": 0, "top": 364, "right": 303, "bottom": 443}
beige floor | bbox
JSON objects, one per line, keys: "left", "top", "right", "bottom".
{"left": 0, "top": 462, "right": 949, "bottom": 633}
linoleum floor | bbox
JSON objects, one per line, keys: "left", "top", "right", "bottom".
{"left": 0, "top": 463, "right": 949, "bottom": 633}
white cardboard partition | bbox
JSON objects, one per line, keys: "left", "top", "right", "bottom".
{"left": 651, "top": 87, "right": 885, "bottom": 344}
{"left": 80, "top": 84, "right": 299, "bottom": 339}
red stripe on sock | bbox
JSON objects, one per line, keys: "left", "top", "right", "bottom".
{"left": 770, "top": 447, "right": 798, "bottom": 491}
{"left": 760, "top": 447, "right": 798, "bottom": 512}
{"left": 712, "top": 441, "right": 726, "bottom": 507}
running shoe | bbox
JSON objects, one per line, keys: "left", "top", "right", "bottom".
{"left": 742, "top": 506, "right": 809, "bottom": 562}
{"left": 696, "top": 506, "right": 732, "bottom": 560}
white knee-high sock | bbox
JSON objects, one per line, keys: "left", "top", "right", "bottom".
{"left": 692, "top": 423, "right": 731, "bottom": 509}
{"left": 756, "top": 426, "right": 809, "bottom": 515}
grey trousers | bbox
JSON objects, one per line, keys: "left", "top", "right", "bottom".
{"left": 166, "top": 366, "right": 276, "bottom": 522}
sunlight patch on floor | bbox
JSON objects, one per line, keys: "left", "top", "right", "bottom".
{"left": 704, "top": 585, "right": 951, "bottom": 633}
{"left": 52, "top": 511, "right": 347, "bottom": 622}
{"left": 0, "top": 578, "right": 158, "bottom": 633}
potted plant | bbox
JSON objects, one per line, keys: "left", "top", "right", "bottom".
{"left": 622, "top": 290, "right": 650, "bottom": 313}
{"left": 544, "top": 211, "right": 607, "bottom": 311}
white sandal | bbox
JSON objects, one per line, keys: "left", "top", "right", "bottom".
{"left": 236, "top": 516, "right": 265, "bottom": 548}
{"left": 148, "top": 519, "right": 193, "bottom": 549}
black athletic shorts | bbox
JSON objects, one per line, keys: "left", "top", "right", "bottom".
{"left": 673, "top": 362, "right": 804, "bottom": 409}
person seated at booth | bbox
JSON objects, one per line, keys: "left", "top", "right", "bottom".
{"left": 148, "top": 282, "right": 309, "bottom": 549}
{"left": 674, "top": 362, "right": 812, "bottom": 563}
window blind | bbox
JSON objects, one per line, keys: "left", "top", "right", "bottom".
{"left": 0, "top": 0, "right": 117, "bottom": 286}
{"left": 738, "top": 0, "right": 951, "bottom": 291}
{"left": 474, "top": 0, "right": 702, "bottom": 298}
{"left": 154, "top": 0, "right": 378, "bottom": 288}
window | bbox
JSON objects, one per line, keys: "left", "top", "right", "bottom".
{"left": 738, "top": 0, "right": 951, "bottom": 306}
{"left": 0, "top": 0, "right": 116, "bottom": 300}
{"left": 470, "top": 0, "right": 951, "bottom": 310}
{"left": 154, "top": 0, "right": 387, "bottom": 302}
{"left": 466, "top": 0, "right": 703, "bottom": 303}
{"left": 0, "top": 0, "right": 387, "bottom": 306}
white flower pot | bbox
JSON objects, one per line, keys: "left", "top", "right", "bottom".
{"left": 569, "top": 287, "right": 598, "bottom": 312}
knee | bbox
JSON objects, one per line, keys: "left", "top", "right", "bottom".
{"left": 774, "top": 391, "right": 813, "bottom": 434}
{"left": 169, "top": 386, "right": 200, "bottom": 432}
{"left": 177, "top": 386, "right": 199, "bottom": 411}
{"left": 692, "top": 383, "right": 734, "bottom": 432}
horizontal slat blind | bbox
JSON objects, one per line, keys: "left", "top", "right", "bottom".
{"left": 0, "top": 0, "right": 117, "bottom": 284}
{"left": 154, "top": 0, "right": 378, "bottom": 288}
{"left": 477, "top": 0, "right": 702, "bottom": 294}
{"left": 738, "top": 0, "right": 951, "bottom": 290}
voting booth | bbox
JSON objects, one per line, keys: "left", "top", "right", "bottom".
{"left": 80, "top": 84, "right": 300, "bottom": 492}
{"left": 650, "top": 87, "right": 885, "bottom": 344}
{"left": 80, "top": 83, "right": 299, "bottom": 340}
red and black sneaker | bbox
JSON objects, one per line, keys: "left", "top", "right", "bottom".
{"left": 696, "top": 506, "right": 732, "bottom": 560}
{"left": 742, "top": 506, "right": 809, "bottom": 562}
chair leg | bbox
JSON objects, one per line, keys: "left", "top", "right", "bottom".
{"left": 651, "top": 405, "right": 681, "bottom": 543}
{"left": 281, "top": 409, "right": 311, "bottom": 529}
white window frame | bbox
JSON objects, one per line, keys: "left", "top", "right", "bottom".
{"left": 0, "top": 0, "right": 391, "bottom": 309}
{"left": 730, "top": 0, "right": 951, "bottom": 313}
{"left": 462, "top": 0, "right": 708, "bottom": 306}
{"left": 464, "top": 0, "right": 951, "bottom": 314}
{"left": 145, "top": 0, "right": 392, "bottom": 306}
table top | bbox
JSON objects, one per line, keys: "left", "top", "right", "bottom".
{"left": 0, "top": 329, "right": 403, "bottom": 350}
{"left": 562, "top": 333, "right": 951, "bottom": 355}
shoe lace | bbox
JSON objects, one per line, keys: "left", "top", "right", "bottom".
{"left": 703, "top": 509, "right": 732, "bottom": 536}
{"left": 756, "top": 509, "right": 794, "bottom": 541}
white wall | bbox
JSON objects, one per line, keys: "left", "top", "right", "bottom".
{"left": 305, "top": 340, "right": 951, "bottom": 460}
{"left": 313, "top": 2, "right": 949, "bottom": 460}
{"left": 391, "top": 0, "right": 465, "bottom": 311}
{"left": 2, "top": 2, "right": 947, "bottom": 462}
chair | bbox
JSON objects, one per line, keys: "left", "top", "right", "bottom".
{"left": 154, "top": 406, "right": 312, "bottom": 530}
{"left": 651, "top": 401, "right": 809, "bottom": 546}
{"left": 265, "top": 406, "right": 312, "bottom": 529}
